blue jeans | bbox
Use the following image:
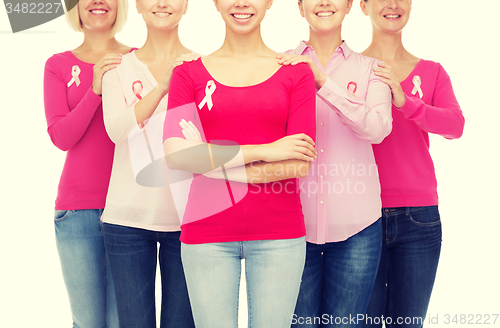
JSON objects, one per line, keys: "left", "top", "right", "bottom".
{"left": 55, "top": 209, "right": 119, "bottom": 328}
{"left": 292, "top": 219, "right": 382, "bottom": 328}
{"left": 181, "top": 237, "right": 306, "bottom": 328}
{"left": 363, "top": 206, "right": 442, "bottom": 328}
{"left": 102, "top": 223, "right": 195, "bottom": 328}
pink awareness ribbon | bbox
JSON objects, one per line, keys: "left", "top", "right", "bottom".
{"left": 132, "top": 80, "right": 143, "bottom": 100}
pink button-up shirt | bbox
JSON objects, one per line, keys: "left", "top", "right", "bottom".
{"left": 289, "top": 41, "right": 392, "bottom": 243}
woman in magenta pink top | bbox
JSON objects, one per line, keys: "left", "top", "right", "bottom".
{"left": 276, "top": 0, "right": 392, "bottom": 327}
{"left": 360, "top": 1, "right": 465, "bottom": 327}
{"left": 43, "top": 0, "right": 131, "bottom": 326}
{"left": 162, "top": 0, "right": 316, "bottom": 326}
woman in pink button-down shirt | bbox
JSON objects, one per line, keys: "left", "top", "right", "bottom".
{"left": 278, "top": 0, "right": 392, "bottom": 327}
{"left": 360, "top": 0, "right": 465, "bottom": 327}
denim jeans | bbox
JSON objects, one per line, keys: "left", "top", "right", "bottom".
{"left": 363, "top": 206, "right": 442, "bottom": 328}
{"left": 102, "top": 223, "right": 195, "bottom": 328}
{"left": 54, "top": 209, "right": 119, "bottom": 328}
{"left": 181, "top": 237, "right": 306, "bottom": 328}
{"left": 292, "top": 219, "right": 382, "bottom": 328}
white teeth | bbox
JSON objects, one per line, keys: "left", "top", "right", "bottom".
{"left": 385, "top": 15, "right": 400, "bottom": 18}
{"left": 316, "top": 12, "right": 333, "bottom": 17}
{"left": 233, "top": 14, "right": 252, "bottom": 19}
{"left": 154, "top": 12, "right": 171, "bottom": 17}
{"left": 90, "top": 10, "right": 106, "bottom": 14}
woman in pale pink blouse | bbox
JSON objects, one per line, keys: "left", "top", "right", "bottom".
{"left": 277, "top": 0, "right": 392, "bottom": 327}
{"left": 360, "top": 1, "right": 465, "bottom": 327}
{"left": 100, "top": 0, "right": 197, "bottom": 327}
{"left": 43, "top": 0, "right": 130, "bottom": 326}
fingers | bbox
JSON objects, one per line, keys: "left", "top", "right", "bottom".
{"left": 95, "top": 53, "right": 122, "bottom": 70}
{"left": 188, "top": 120, "right": 202, "bottom": 141}
{"left": 174, "top": 52, "right": 202, "bottom": 67}
{"left": 179, "top": 119, "right": 202, "bottom": 141}
{"left": 277, "top": 54, "right": 310, "bottom": 66}
{"left": 296, "top": 139, "right": 317, "bottom": 157}
{"left": 289, "top": 133, "right": 315, "bottom": 146}
{"left": 179, "top": 120, "right": 196, "bottom": 140}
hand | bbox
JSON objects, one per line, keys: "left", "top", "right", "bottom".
{"left": 262, "top": 134, "right": 317, "bottom": 162}
{"left": 158, "top": 52, "right": 202, "bottom": 95}
{"left": 179, "top": 119, "right": 202, "bottom": 142}
{"left": 373, "top": 62, "right": 406, "bottom": 108}
{"left": 277, "top": 54, "right": 327, "bottom": 89}
{"left": 92, "top": 53, "right": 122, "bottom": 95}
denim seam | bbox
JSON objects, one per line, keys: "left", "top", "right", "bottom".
{"left": 385, "top": 215, "right": 398, "bottom": 245}
{"left": 408, "top": 213, "right": 441, "bottom": 226}
{"left": 54, "top": 209, "right": 74, "bottom": 223}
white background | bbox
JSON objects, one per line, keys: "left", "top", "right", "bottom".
{"left": 1, "top": 0, "right": 499, "bottom": 326}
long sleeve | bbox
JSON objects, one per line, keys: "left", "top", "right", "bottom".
{"left": 287, "top": 63, "right": 317, "bottom": 141}
{"left": 317, "top": 70, "right": 392, "bottom": 144}
{"left": 43, "top": 56, "right": 102, "bottom": 151}
{"left": 398, "top": 64, "right": 464, "bottom": 139}
{"left": 102, "top": 68, "right": 140, "bottom": 144}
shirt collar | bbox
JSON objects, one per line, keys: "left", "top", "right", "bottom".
{"left": 294, "top": 40, "right": 353, "bottom": 60}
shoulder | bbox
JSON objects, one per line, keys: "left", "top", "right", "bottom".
{"left": 45, "top": 51, "right": 75, "bottom": 70}
{"left": 349, "top": 50, "right": 382, "bottom": 70}
{"left": 115, "top": 51, "right": 137, "bottom": 72}
{"left": 415, "top": 59, "right": 450, "bottom": 81}
{"left": 281, "top": 62, "right": 314, "bottom": 80}
{"left": 173, "top": 58, "right": 204, "bottom": 81}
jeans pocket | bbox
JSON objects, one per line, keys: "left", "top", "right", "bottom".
{"left": 408, "top": 206, "right": 441, "bottom": 226}
{"left": 54, "top": 210, "right": 73, "bottom": 223}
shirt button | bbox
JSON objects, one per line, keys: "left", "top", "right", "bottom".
{"left": 320, "top": 149, "right": 324, "bottom": 152}
{"left": 320, "top": 175, "right": 324, "bottom": 179}
{"left": 325, "top": 94, "right": 330, "bottom": 99}
{"left": 320, "top": 201, "right": 324, "bottom": 204}
{"left": 320, "top": 122, "right": 324, "bottom": 126}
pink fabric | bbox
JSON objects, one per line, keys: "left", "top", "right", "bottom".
{"left": 372, "top": 59, "right": 465, "bottom": 207}
{"left": 164, "top": 58, "right": 316, "bottom": 244}
{"left": 289, "top": 41, "right": 392, "bottom": 243}
{"left": 44, "top": 51, "right": 114, "bottom": 210}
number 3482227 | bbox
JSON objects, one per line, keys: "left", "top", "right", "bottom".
{"left": 5, "top": 2, "right": 62, "bottom": 14}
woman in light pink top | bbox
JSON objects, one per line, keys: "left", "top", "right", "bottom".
{"left": 277, "top": 0, "right": 392, "bottom": 327}
{"left": 360, "top": 1, "right": 464, "bottom": 327}
{"left": 100, "top": 0, "right": 197, "bottom": 326}
{"left": 43, "top": 0, "right": 131, "bottom": 326}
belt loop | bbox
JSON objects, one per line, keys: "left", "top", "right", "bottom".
{"left": 405, "top": 207, "right": 410, "bottom": 215}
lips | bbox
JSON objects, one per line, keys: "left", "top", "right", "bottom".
{"left": 316, "top": 11, "right": 334, "bottom": 17}
{"left": 383, "top": 14, "right": 401, "bottom": 19}
{"left": 153, "top": 11, "right": 172, "bottom": 17}
{"left": 231, "top": 13, "right": 253, "bottom": 20}
{"left": 89, "top": 9, "right": 108, "bottom": 15}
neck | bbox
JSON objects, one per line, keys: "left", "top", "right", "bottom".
{"left": 364, "top": 27, "right": 407, "bottom": 62}
{"left": 306, "top": 27, "right": 343, "bottom": 64}
{"left": 139, "top": 26, "right": 186, "bottom": 61}
{"left": 219, "top": 26, "right": 268, "bottom": 57}
{"left": 80, "top": 28, "right": 119, "bottom": 52}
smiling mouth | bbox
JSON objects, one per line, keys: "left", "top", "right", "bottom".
{"left": 231, "top": 13, "right": 253, "bottom": 20}
{"left": 316, "top": 11, "right": 334, "bottom": 17}
{"left": 89, "top": 9, "right": 108, "bottom": 14}
{"left": 153, "top": 12, "right": 172, "bottom": 17}
{"left": 384, "top": 14, "right": 401, "bottom": 18}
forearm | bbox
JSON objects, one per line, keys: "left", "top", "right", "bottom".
{"left": 164, "top": 138, "right": 264, "bottom": 174}
{"left": 134, "top": 84, "right": 168, "bottom": 125}
{"left": 204, "top": 159, "right": 311, "bottom": 183}
{"left": 317, "top": 77, "right": 392, "bottom": 143}
{"left": 398, "top": 94, "right": 464, "bottom": 139}
{"left": 46, "top": 87, "right": 102, "bottom": 151}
